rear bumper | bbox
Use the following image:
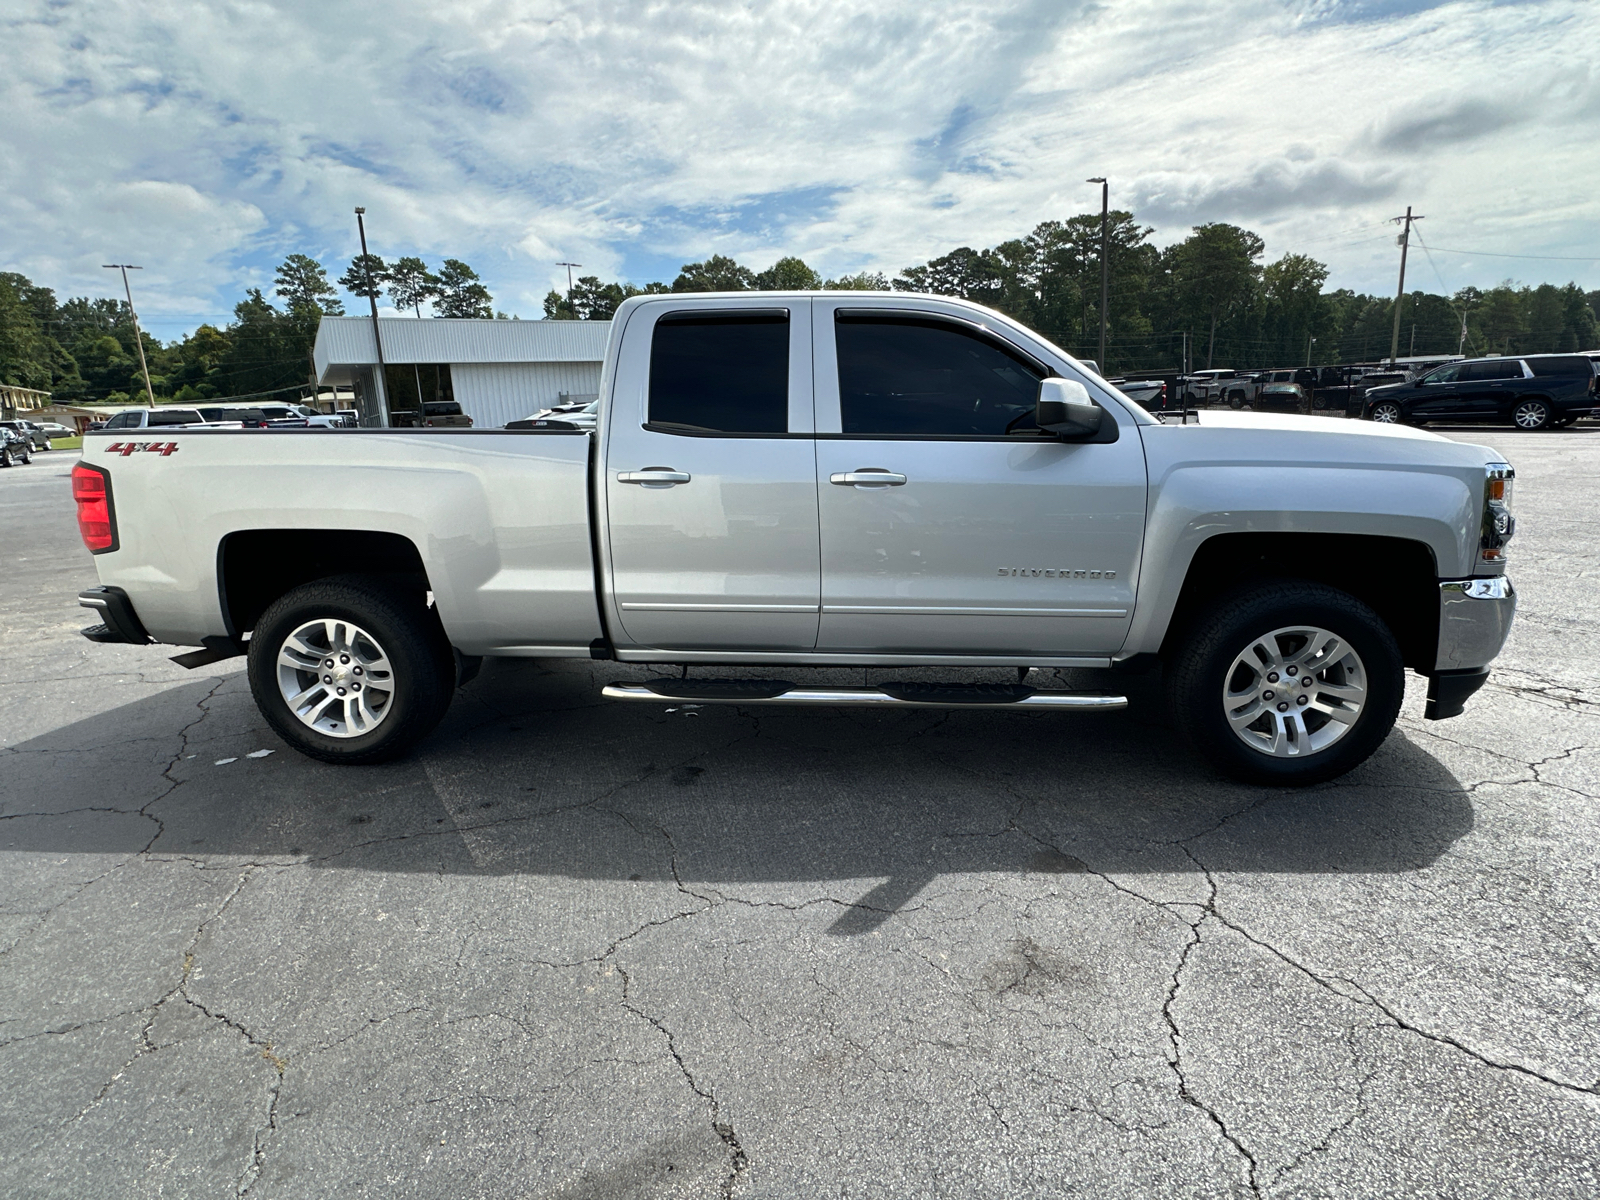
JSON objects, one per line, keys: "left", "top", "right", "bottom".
{"left": 1425, "top": 577, "right": 1515, "bottom": 720}
{"left": 79, "top": 585, "right": 152, "bottom": 645}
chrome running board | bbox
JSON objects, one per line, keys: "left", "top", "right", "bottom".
{"left": 602, "top": 679, "right": 1127, "bottom": 711}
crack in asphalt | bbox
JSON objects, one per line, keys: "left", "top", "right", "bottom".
{"left": 614, "top": 960, "right": 748, "bottom": 1199}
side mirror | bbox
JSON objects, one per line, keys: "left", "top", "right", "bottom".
{"left": 1035, "top": 378, "right": 1103, "bottom": 439}
{"left": 1414, "top": 379, "right": 1424, "bottom": 387}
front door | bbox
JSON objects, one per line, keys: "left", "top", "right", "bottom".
{"left": 812, "top": 304, "right": 1146, "bottom": 656}
{"left": 604, "top": 300, "right": 820, "bottom": 652}
{"left": 1410, "top": 363, "right": 1467, "bottom": 419}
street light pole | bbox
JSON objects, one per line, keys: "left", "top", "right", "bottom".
{"left": 354, "top": 208, "right": 390, "bottom": 427}
{"left": 101, "top": 264, "right": 156, "bottom": 407}
{"left": 1087, "top": 178, "right": 1108, "bottom": 373}
{"left": 556, "top": 262, "right": 582, "bottom": 315}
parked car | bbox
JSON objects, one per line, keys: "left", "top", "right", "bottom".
{"left": 334, "top": 409, "right": 360, "bottom": 428}
{"left": 1364, "top": 354, "right": 1599, "bottom": 429}
{"left": 95, "top": 407, "right": 219, "bottom": 431}
{"left": 1252, "top": 383, "right": 1309, "bottom": 413}
{"left": 1180, "top": 369, "right": 1255, "bottom": 407}
{"left": 1107, "top": 379, "right": 1165, "bottom": 410}
{"left": 0, "top": 419, "right": 53, "bottom": 450}
{"left": 511, "top": 399, "right": 598, "bottom": 430}
{"left": 37, "top": 421, "right": 76, "bottom": 441}
{"left": 73, "top": 291, "right": 1519, "bottom": 788}
{"left": 0, "top": 425, "right": 33, "bottom": 466}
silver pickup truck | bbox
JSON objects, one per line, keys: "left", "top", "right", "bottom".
{"left": 72, "top": 292, "right": 1517, "bottom": 785}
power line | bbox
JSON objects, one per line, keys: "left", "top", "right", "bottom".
{"left": 1420, "top": 246, "right": 1600, "bottom": 262}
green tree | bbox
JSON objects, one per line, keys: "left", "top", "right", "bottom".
{"left": 274, "top": 254, "right": 344, "bottom": 316}
{"left": 339, "top": 254, "right": 388, "bottom": 303}
{"left": 434, "top": 259, "right": 493, "bottom": 318}
{"left": 754, "top": 257, "right": 822, "bottom": 290}
{"left": 1166, "top": 223, "right": 1265, "bottom": 367}
{"left": 672, "top": 255, "right": 756, "bottom": 292}
{"left": 0, "top": 273, "right": 54, "bottom": 390}
{"left": 824, "top": 271, "right": 889, "bottom": 290}
{"left": 386, "top": 257, "right": 439, "bottom": 317}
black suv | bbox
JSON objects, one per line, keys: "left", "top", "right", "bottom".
{"left": 1364, "top": 355, "right": 1598, "bottom": 430}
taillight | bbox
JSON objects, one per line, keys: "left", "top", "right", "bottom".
{"left": 72, "top": 461, "right": 117, "bottom": 553}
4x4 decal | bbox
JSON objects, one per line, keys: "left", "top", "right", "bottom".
{"left": 104, "top": 441, "right": 180, "bottom": 457}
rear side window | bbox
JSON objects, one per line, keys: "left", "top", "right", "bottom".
{"left": 648, "top": 311, "right": 789, "bottom": 434}
{"left": 1462, "top": 360, "right": 1523, "bottom": 381}
{"left": 424, "top": 401, "right": 463, "bottom": 416}
{"left": 835, "top": 313, "right": 1047, "bottom": 436}
{"left": 104, "top": 412, "right": 137, "bottom": 429}
{"left": 1525, "top": 356, "right": 1589, "bottom": 377}
{"left": 149, "top": 409, "right": 203, "bottom": 426}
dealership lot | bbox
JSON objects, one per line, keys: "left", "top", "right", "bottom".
{"left": 2, "top": 433, "right": 1597, "bottom": 1197}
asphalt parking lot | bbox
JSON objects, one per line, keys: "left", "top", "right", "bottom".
{"left": 3, "top": 430, "right": 1598, "bottom": 1199}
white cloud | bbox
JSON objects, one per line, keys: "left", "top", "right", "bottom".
{"left": 1, "top": 0, "right": 1595, "bottom": 334}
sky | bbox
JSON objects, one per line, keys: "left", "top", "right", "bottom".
{"left": 3, "top": 0, "right": 1597, "bottom": 337}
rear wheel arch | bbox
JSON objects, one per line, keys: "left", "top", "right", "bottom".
{"left": 218, "top": 528, "right": 432, "bottom": 638}
{"left": 1156, "top": 532, "right": 1439, "bottom": 673}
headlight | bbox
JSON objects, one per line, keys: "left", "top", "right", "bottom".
{"left": 1480, "top": 463, "right": 1515, "bottom": 563}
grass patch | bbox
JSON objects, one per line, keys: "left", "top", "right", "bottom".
{"left": 48, "top": 436, "right": 82, "bottom": 451}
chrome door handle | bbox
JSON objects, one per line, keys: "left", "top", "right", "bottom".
{"left": 618, "top": 468, "right": 691, "bottom": 487}
{"left": 830, "top": 470, "right": 907, "bottom": 488}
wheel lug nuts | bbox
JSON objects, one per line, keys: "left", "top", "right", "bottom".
{"left": 1302, "top": 677, "right": 1313, "bottom": 687}
{"left": 325, "top": 659, "right": 334, "bottom": 667}
{"left": 352, "top": 683, "right": 360, "bottom": 691}
{"left": 337, "top": 687, "right": 347, "bottom": 696}
{"left": 1263, "top": 690, "right": 1275, "bottom": 700}
{"left": 1297, "top": 695, "right": 1308, "bottom": 705}
{"left": 1267, "top": 672, "right": 1279, "bottom": 683}
{"left": 353, "top": 667, "right": 363, "bottom": 675}
{"left": 340, "top": 655, "right": 350, "bottom": 664}
{"left": 1286, "top": 666, "right": 1297, "bottom": 676}
{"left": 1277, "top": 702, "right": 1289, "bottom": 712}
{"left": 323, "top": 674, "right": 332, "bottom": 683}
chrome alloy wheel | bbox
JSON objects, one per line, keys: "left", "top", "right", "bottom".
{"left": 1370, "top": 402, "right": 1401, "bottom": 423}
{"left": 275, "top": 619, "right": 396, "bottom": 738}
{"left": 1512, "top": 400, "right": 1549, "bottom": 430}
{"left": 1222, "top": 625, "right": 1367, "bottom": 758}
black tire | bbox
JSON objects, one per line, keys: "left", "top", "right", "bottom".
{"left": 247, "top": 575, "right": 455, "bottom": 764}
{"left": 1228, "top": 393, "right": 1245, "bottom": 410}
{"left": 18, "top": 445, "right": 30, "bottom": 464}
{"left": 1511, "top": 398, "right": 1551, "bottom": 430}
{"left": 1166, "top": 580, "right": 1405, "bottom": 786}
{"left": 0, "top": 445, "right": 13, "bottom": 468}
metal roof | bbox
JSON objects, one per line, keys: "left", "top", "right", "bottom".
{"left": 313, "top": 317, "right": 610, "bottom": 381}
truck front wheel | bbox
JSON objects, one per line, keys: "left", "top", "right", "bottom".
{"left": 247, "top": 576, "right": 454, "bottom": 764}
{"left": 1166, "top": 581, "right": 1404, "bottom": 786}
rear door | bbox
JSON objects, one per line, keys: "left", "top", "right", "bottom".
{"left": 1457, "top": 359, "right": 1525, "bottom": 420}
{"left": 603, "top": 299, "right": 820, "bottom": 651}
{"left": 811, "top": 302, "right": 1146, "bottom": 656}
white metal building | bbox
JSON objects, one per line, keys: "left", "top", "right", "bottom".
{"left": 312, "top": 317, "right": 610, "bottom": 428}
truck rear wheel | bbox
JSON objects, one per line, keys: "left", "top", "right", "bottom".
{"left": 247, "top": 576, "right": 454, "bottom": 764}
{"left": 1166, "top": 581, "right": 1404, "bottom": 786}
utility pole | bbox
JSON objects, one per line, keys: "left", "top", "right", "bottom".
{"left": 557, "top": 262, "right": 582, "bottom": 315}
{"left": 1306, "top": 334, "right": 1317, "bottom": 367}
{"left": 354, "top": 208, "right": 390, "bottom": 427}
{"left": 1087, "top": 178, "right": 1108, "bottom": 372}
{"left": 1458, "top": 306, "right": 1471, "bottom": 355}
{"left": 101, "top": 265, "right": 156, "bottom": 407}
{"left": 1388, "top": 206, "right": 1422, "bottom": 366}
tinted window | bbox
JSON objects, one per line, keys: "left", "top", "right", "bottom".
{"left": 1525, "top": 356, "right": 1590, "bottom": 377}
{"left": 1462, "top": 360, "right": 1523, "bottom": 381}
{"left": 836, "top": 314, "right": 1047, "bottom": 436}
{"left": 423, "top": 401, "right": 462, "bottom": 416}
{"left": 149, "top": 409, "right": 203, "bottom": 427}
{"left": 1421, "top": 365, "right": 1462, "bottom": 384}
{"left": 104, "top": 412, "right": 136, "bottom": 429}
{"left": 648, "top": 312, "right": 788, "bottom": 434}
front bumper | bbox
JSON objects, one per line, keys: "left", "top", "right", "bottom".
{"left": 1426, "top": 577, "right": 1515, "bottom": 720}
